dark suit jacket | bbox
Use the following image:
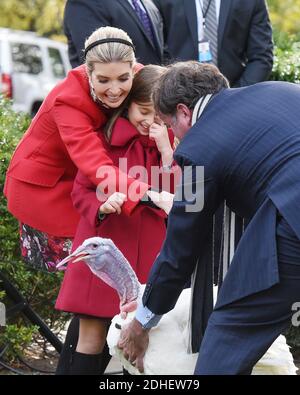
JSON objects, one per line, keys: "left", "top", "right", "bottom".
{"left": 64, "top": 0, "right": 164, "bottom": 67}
{"left": 154, "top": 0, "right": 273, "bottom": 86}
{"left": 142, "top": 81, "right": 300, "bottom": 350}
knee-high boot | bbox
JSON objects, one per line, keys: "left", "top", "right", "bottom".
{"left": 56, "top": 316, "right": 112, "bottom": 375}
{"left": 69, "top": 344, "right": 111, "bottom": 375}
{"left": 99, "top": 341, "right": 112, "bottom": 373}
{"left": 55, "top": 316, "right": 79, "bottom": 375}
{"left": 69, "top": 351, "right": 103, "bottom": 375}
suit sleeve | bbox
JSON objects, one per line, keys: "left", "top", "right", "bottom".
{"left": 64, "top": 1, "right": 112, "bottom": 67}
{"left": 235, "top": 0, "right": 273, "bottom": 87}
{"left": 152, "top": 0, "right": 172, "bottom": 63}
{"left": 53, "top": 104, "right": 150, "bottom": 216}
{"left": 142, "top": 154, "right": 222, "bottom": 315}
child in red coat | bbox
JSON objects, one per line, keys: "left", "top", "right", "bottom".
{"left": 56, "top": 65, "right": 179, "bottom": 374}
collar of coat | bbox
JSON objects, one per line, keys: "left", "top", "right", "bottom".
{"left": 191, "top": 93, "right": 214, "bottom": 126}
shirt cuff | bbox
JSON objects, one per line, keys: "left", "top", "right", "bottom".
{"left": 135, "top": 303, "right": 162, "bottom": 329}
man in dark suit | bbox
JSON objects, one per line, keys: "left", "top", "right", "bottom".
{"left": 64, "top": 0, "right": 165, "bottom": 67}
{"left": 153, "top": 0, "right": 273, "bottom": 86}
{"left": 154, "top": 0, "right": 274, "bottom": 288}
{"left": 118, "top": 62, "right": 300, "bottom": 374}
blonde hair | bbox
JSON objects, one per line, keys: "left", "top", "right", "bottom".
{"left": 85, "top": 26, "right": 136, "bottom": 76}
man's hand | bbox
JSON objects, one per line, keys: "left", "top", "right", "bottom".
{"left": 118, "top": 318, "right": 150, "bottom": 373}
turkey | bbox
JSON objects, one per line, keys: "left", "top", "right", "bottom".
{"left": 57, "top": 237, "right": 298, "bottom": 375}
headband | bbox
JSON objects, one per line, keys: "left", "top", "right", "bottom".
{"left": 84, "top": 38, "right": 135, "bottom": 58}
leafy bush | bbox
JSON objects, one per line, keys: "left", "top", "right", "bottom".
{"left": 0, "top": 96, "right": 30, "bottom": 264}
{"left": 0, "top": 96, "right": 69, "bottom": 362}
{"left": 270, "top": 42, "right": 300, "bottom": 83}
{"left": 0, "top": 323, "right": 39, "bottom": 362}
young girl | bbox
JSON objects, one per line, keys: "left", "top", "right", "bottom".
{"left": 55, "top": 65, "right": 178, "bottom": 375}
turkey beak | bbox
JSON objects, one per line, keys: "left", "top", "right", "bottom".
{"left": 56, "top": 246, "right": 90, "bottom": 269}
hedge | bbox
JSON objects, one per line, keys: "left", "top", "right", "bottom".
{"left": 271, "top": 43, "right": 300, "bottom": 83}
{"left": 0, "top": 96, "right": 69, "bottom": 362}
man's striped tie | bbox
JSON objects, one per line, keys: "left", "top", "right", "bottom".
{"left": 203, "top": 0, "right": 218, "bottom": 65}
{"left": 132, "top": 0, "right": 155, "bottom": 44}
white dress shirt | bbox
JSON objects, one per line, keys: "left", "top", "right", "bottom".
{"left": 195, "top": 0, "right": 221, "bottom": 42}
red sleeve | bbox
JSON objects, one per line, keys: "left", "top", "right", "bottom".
{"left": 53, "top": 103, "right": 149, "bottom": 216}
{"left": 71, "top": 170, "right": 104, "bottom": 228}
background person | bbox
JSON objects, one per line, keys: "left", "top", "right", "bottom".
{"left": 154, "top": 0, "right": 273, "bottom": 86}
{"left": 64, "top": 0, "right": 165, "bottom": 67}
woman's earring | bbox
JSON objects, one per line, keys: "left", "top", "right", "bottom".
{"left": 88, "top": 78, "right": 109, "bottom": 108}
{"left": 89, "top": 80, "right": 98, "bottom": 102}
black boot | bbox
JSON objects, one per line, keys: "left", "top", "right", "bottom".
{"left": 56, "top": 316, "right": 112, "bottom": 375}
{"left": 56, "top": 316, "right": 79, "bottom": 375}
{"left": 70, "top": 351, "right": 103, "bottom": 375}
{"left": 100, "top": 341, "right": 112, "bottom": 374}
{"left": 68, "top": 345, "right": 111, "bottom": 375}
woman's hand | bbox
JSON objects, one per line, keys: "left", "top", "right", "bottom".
{"left": 146, "top": 190, "right": 174, "bottom": 215}
{"left": 149, "top": 118, "right": 173, "bottom": 166}
{"left": 99, "top": 192, "right": 126, "bottom": 215}
{"left": 119, "top": 300, "right": 138, "bottom": 319}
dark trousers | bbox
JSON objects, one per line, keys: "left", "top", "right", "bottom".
{"left": 195, "top": 217, "right": 300, "bottom": 375}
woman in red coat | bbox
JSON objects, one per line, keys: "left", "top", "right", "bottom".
{"left": 4, "top": 27, "right": 171, "bottom": 374}
{"left": 4, "top": 26, "right": 156, "bottom": 270}
{"left": 56, "top": 65, "right": 178, "bottom": 374}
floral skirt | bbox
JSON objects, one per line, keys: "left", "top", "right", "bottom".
{"left": 19, "top": 223, "right": 73, "bottom": 273}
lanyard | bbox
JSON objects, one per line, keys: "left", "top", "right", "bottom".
{"left": 197, "top": 0, "right": 213, "bottom": 27}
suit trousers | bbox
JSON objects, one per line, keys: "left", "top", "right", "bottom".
{"left": 195, "top": 216, "right": 300, "bottom": 375}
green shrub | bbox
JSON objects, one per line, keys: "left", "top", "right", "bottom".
{"left": 0, "top": 96, "right": 69, "bottom": 362}
{"left": 0, "top": 96, "right": 30, "bottom": 264}
{"left": 270, "top": 43, "right": 300, "bottom": 83}
{"left": 0, "top": 323, "right": 39, "bottom": 362}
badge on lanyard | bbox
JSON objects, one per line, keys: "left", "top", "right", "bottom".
{"left": 197, "top": 0, "right": 214, "bottom": 63}
{"left": 198, "top": 39, "right": 213, "bottom": 63}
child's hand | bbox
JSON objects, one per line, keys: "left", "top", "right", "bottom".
{"left": 149, "top": 117, "right": 174, "bottom": 167}
{"left": 146, "top": 190, "right": 174, "bottom": 215}
{"left": 119, "top": 300, "right": 138, "bottom": 319}
{"left": 149, "top": 118, "right": 171, "bottom": 154}
{"left": 99, "top": 192, "right": 126, "bottom": 215}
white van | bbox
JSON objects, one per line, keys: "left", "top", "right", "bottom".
{"left": 0, "top": 28, "right": 71, "bottom": 116}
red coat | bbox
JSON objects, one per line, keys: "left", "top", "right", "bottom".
{"left": 55, "top": 119, "right": 174, "bottom": 317}
{"left": 4, "top": 65, "right": 149, "bottom": 237}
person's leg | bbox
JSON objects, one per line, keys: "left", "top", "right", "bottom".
{"left": 70, "top": 317, "right": 111, "bottom": 375}
{"left": 195, "top": 262, "right": 300, "bottom": 375}
{"left": 76, "top": 317, "right": 108, "bottom": 354}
